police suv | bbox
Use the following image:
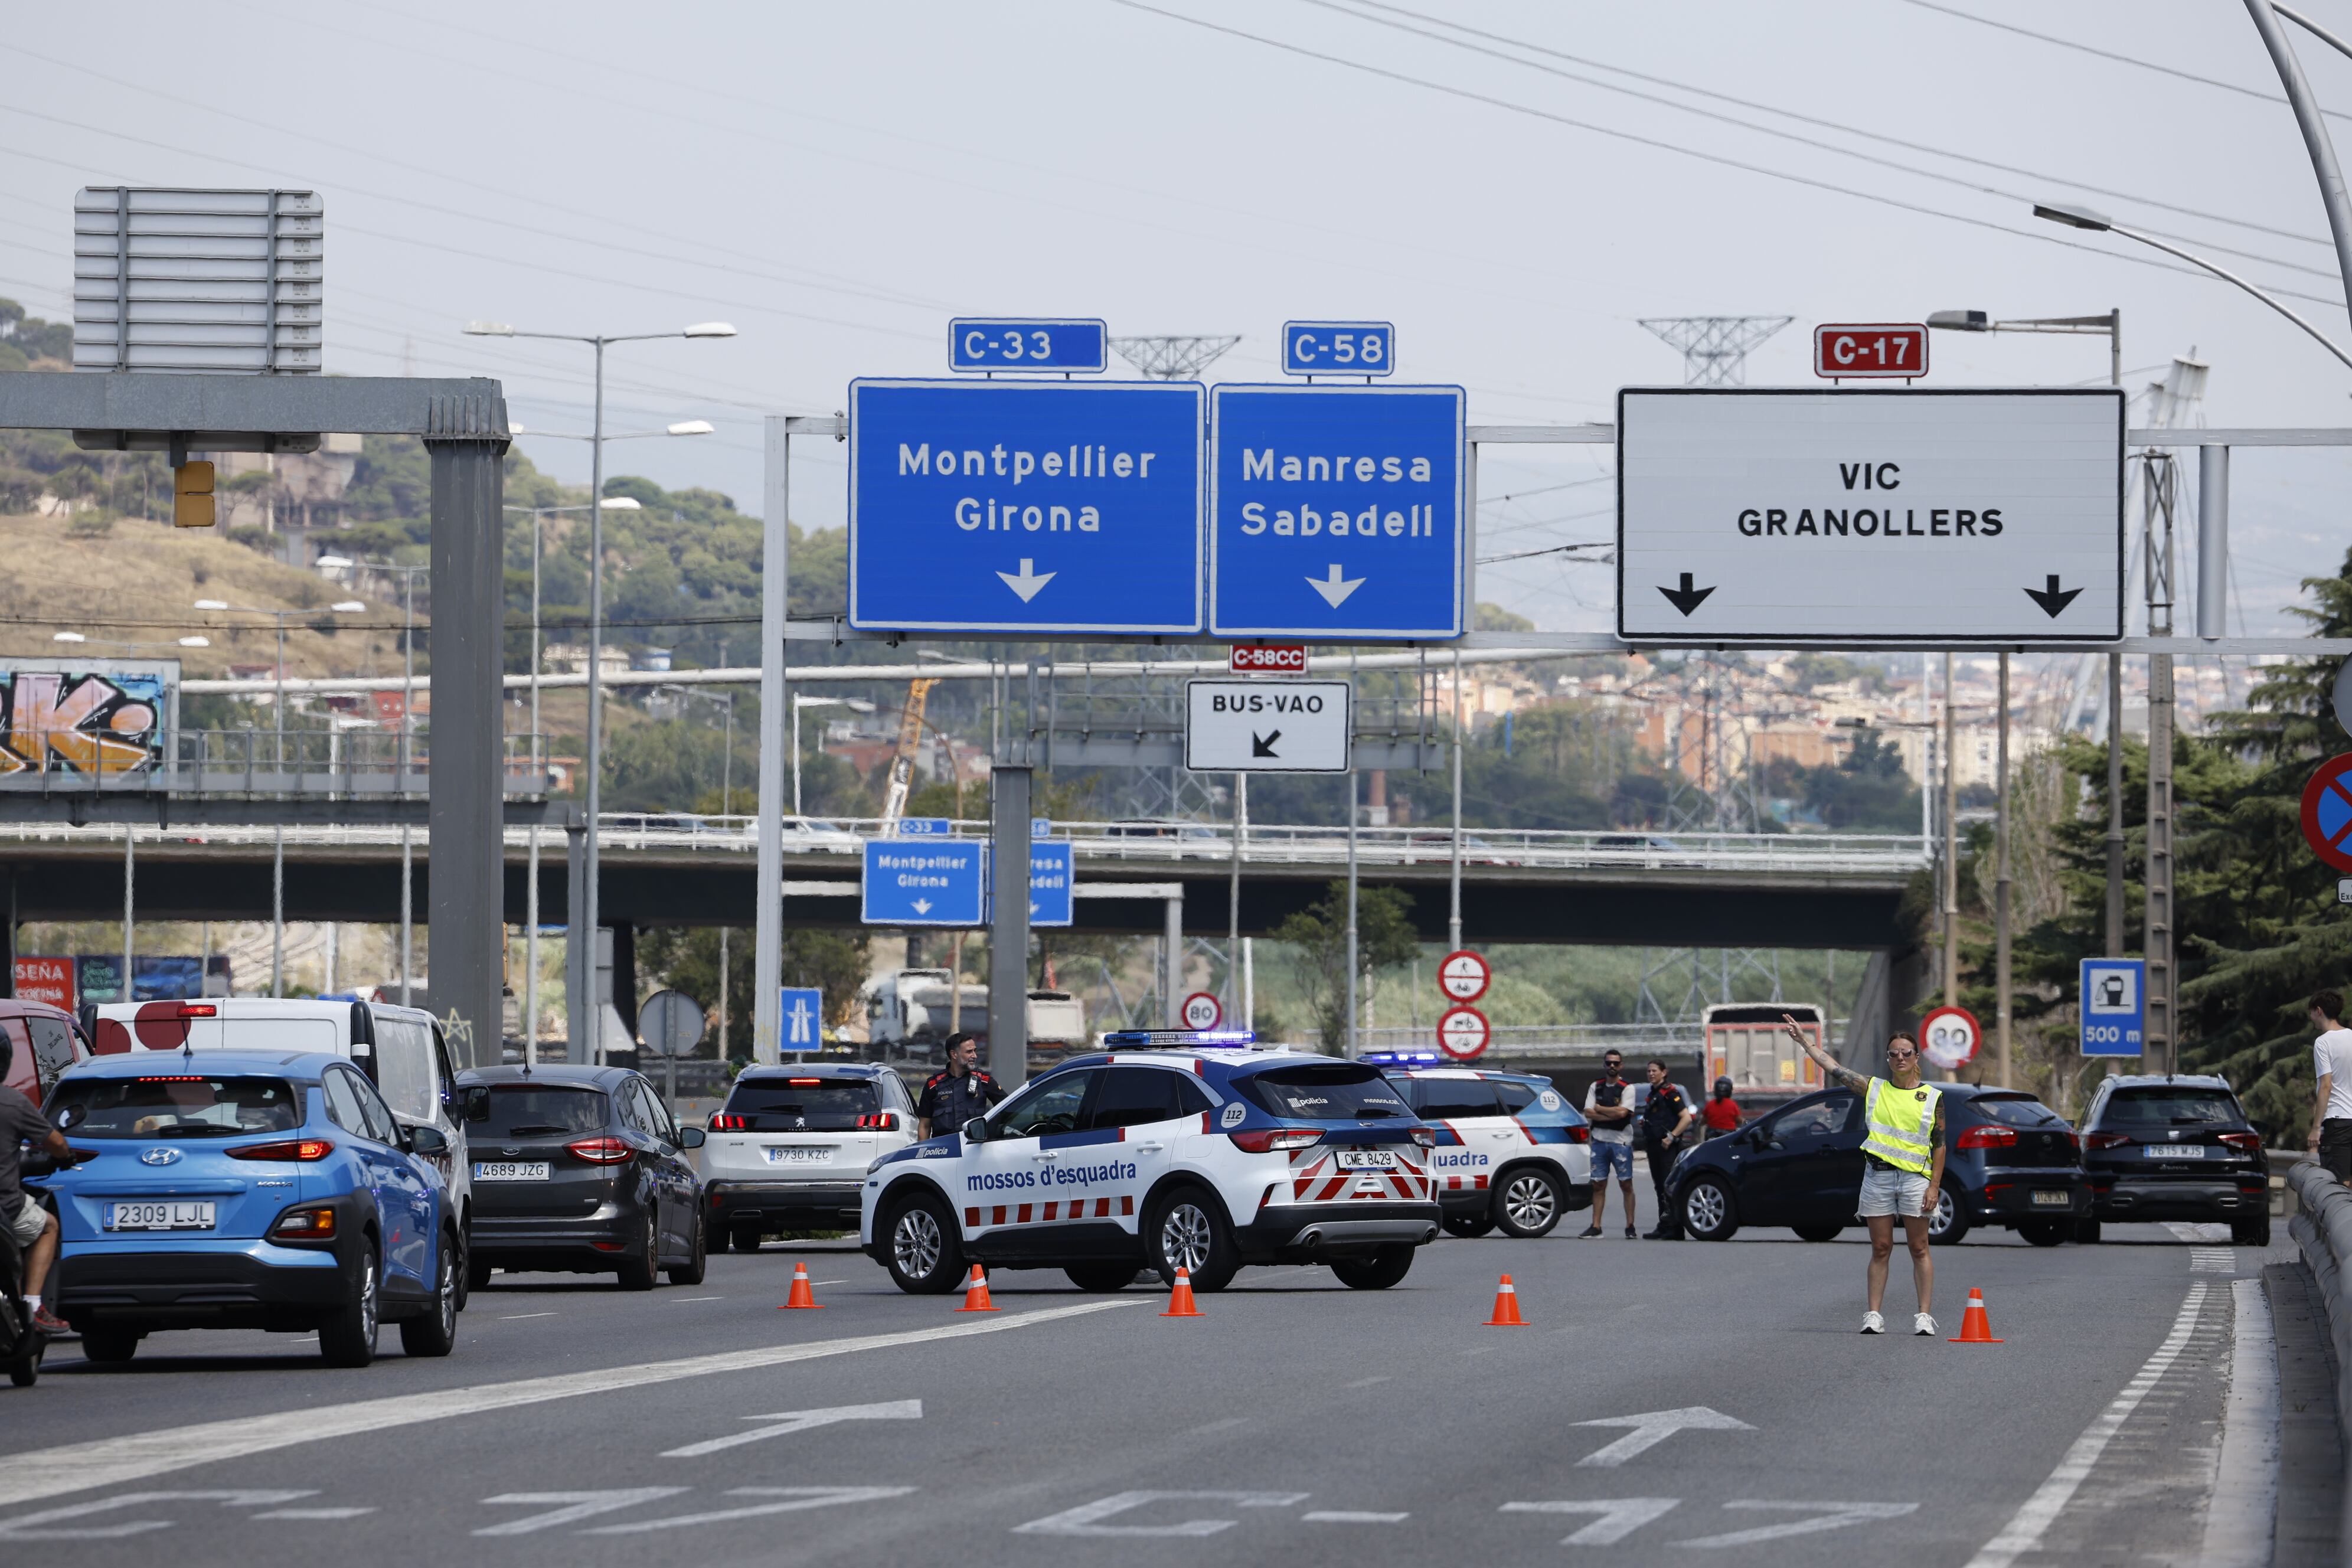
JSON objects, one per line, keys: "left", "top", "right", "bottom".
{"left": 1371, "top": 1056, "right": 1593, "bottom": 1238}
{"left": 860, "top": 1033, "right": 1442, "bottom": 1295}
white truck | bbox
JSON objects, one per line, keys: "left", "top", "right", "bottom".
{"left": 859, "top": 969, "right": 1087, "bottom": 1061}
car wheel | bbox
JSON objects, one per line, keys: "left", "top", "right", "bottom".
{"left": 1792, "top": 1223, "right": 1844, "bottom": 1243}
{"left": 1927, "top": 1189, "right": 1971, "bottom": 1246}
{"left": 452, "top": 1221, "right": 472, "bottom": 1312}
{"left": 616, "top": 1210, "right": 661, "bottom": 1291}
{"left": 884, "top": 1190, "right": 965, "bottom": 1295}
{"left": 1063, "top": 1263, "right": 1135, "bottom": 1293}
{"left": 319, "top": 1247, "right": 381, "bottom": 1368}
{"left": 2232, "top": 1215, "right": 2272, "bottom": 1247}
{"left": 1495, "top": 1167, "right": 1566, "bottom": 1239}
{"left": 1441, "top": 1213, "right": 1498, "bottom": 1239}
{"left": 1681, "top": 1177, "right": 1739, "bottom": 1242}
{"left": 399, "top": 1234, "right": 460, "bottom": 1357}
{"left": 466, "top": 1250, "right": 494, "bottom": 1292}
{"left": 2074, "top": 1218, "right": 2103, "bottom": 1244}
{"left": 79, "top": 1327, "right": 139, "bottom": 1364}
{"left": 1146, "top": 1186, "right": 1240, "bottom": 1293}
{"left": 731, "top": 1224, "right": 763, "bottom": 1255}
{"left": 667, "top": 1212, "right": 708, "bottom": 1287}
{"left": 1328, "top": 1246, "right": 1415, "bottom": 1289}
{"left": 2016, "top": 1220, "right": 2068, "bottom": 1248}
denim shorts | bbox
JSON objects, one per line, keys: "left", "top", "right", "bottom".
{"left": 1591, "top": 1141, "right": 1634, "bottom": 1181}
{"left": 1856, "top": 1163, "right": 1929, "bottom": 1219}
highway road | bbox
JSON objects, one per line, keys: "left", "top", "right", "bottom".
{"left": 0, "top": 1200, "right": 2299, "bottom": 1568}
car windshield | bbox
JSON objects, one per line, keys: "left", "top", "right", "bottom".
{"left": 1235, "top": 1064, "right": 1414, "bottom": 1122}
{"left": 724, "top": 1079, "right": 879, "bottom": 1131}
{"left": 52, "top": 1075, "right": 301, "bottom": 1139}
{"left": 1969, "top": 1094, "right": 2068, "bottom": 1129}
{"left": 473, "top": 1084, "right": 609, "bottom": 1136}
{"left": 2101, "top": 1089, "right": 2243, "bottom": 1127}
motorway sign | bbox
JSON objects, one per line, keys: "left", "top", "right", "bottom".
{"left": 2301, "top": 753, "right": 2352, "bottom": 873}
{"left": 2334, "top": 661, "right": 2352, "bottom": 737}
{"left": 1616, "top": 388, "right": 2124, "bottom": 643}
{"left": 1184, "top": 678, "right": 1351, "bottom": 773}
{"left": 1209, "top": 384, "right": 1466, "bottom": 641}
{"left": 863, "top": 838, "right": 987, "bottom": 927}
{"left": 777, "top": 986, "right": 825, "bottom": 1053}
{"left": 1025, "top": 840, "right": 1074, "bottom": 927}
{"left": 1814, "top": 324, "right": 1928, "bottom": 380}
{"left": 1437, "top": 1004, "right": 1491, "bottom": 1061}
{"left": 1181, "top": 991, "right": 1224, "bottom": 1030}
{"left": 949, "top": 318, "right": 1107, "bottom": 373}
{"left": 2080, "top": 957, "right": 2146, "bottom": 1057}
{"left": 896, "top": 817, "right": 952, "bottom": 837}
{"left": 847, "top": 379, "right": 1204, "bottom": 635}
{"left": 1438, "top": 949, "right": 1490, "bottom": 1003}
{"left": 1919, "top": 1004, "right": 1981, "bottom": 1071}
{"left": 1281, "top": 321, "right": 1395, "bottom": 377}
{"left": 639, "top": 989, "right": 705, "bottom": 1057}
{"left": 1230, "top": 642, "right": 1306, "bottom": 675}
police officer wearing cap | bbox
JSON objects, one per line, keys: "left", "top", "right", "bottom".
{"left": 916, "top": 1032, "right": 1004, "bottom": 1141}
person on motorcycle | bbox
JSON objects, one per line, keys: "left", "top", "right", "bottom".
{"left": 0, "top": 1034, "right": 70, "bottom": 1335}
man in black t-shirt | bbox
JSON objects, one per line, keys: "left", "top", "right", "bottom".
{"left": 0, "top": 1038, "right": 71, "bottom": 1334}
{"left": 1638, "top": 1060, "right": 1696, "bottom": 1240}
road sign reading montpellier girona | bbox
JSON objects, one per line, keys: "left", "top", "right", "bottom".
{"left": 1616, "top": 388, "right": 2124, "bottom": 643}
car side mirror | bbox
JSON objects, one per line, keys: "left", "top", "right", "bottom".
{"left": 676, "top": 1126, "right": 706, "bottom": 1150}
{"left": 410, "top": 1125, "right": 449, "bottom": 1155}
{"left": 963, "top": 1118, "right": 989, "bottom": 1145}
{"left": 462, "top": 1086, "right": 491, "bottom": 1123}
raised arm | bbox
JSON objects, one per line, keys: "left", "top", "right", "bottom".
{"left": 1785, "top": 1014, "right": 1867, "bottom": 1094}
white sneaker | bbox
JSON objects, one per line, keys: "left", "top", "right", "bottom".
{"left": 1913, "top": 1313, "right": 1938, "bottom": 1337}
{"left": 1860, "top": 1311, "right": 1885, "bottom": 1334}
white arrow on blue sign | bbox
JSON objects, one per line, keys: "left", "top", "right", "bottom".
{"left": 1208, "top": 384, "right": 1466, "bottom": 640}
{"left": 2079, "top": 956, "right": 2145, "bottom": 1057}
{"left": 778, "top": 986, "right": 825, "bottom": 1053}
{"left": 862, "top": 838, "right": 986, "bottom": 927}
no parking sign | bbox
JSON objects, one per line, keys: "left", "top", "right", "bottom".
{"left": 2300, "top": 753, "right": 2352, "bottom": 873}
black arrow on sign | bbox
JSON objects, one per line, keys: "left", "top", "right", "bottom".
{"left": 1657, "top": 573, "right": 1715, "bottom": 617}
{"left": 2023, "top": 574, "right": 2084, "bottom": 618}
{"left": 1252, "top": 730, "right": 1282, "bottom": 758}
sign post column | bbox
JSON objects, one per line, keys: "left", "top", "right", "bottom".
{"left": 988, "top": 765, "right": 1032, "bottom": 1089}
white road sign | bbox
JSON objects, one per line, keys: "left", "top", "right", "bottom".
{"left": 1184, "top": 678, "right": 1351, "bottom": 773}
{"left": 1438, "top": 949, "right": 1491, "bottom": 1002}
{"left": 1437, "top": 1004, "right": 1491, "bottom": 1061}
{"left": 1616, "top": 389, "right": 2123, "bottom": 642}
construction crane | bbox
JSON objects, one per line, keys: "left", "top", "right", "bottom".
{"left": 878, "top": 677, "right": 937, "bottom": 826}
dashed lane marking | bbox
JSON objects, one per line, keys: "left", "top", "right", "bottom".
{"left": 2190, "top": 1249, "right": 2238, "bottom": 1274}
{"left": 1304, "top": 1510, "right": 1409, "bottom": 1523}
{"left": 499, "top": 1312, "right": 558, "bottom": 1320}
{"left": 253, "top": 1508, "right": 376, "bottom": 1520}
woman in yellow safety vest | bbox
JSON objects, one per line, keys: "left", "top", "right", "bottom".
{"left": 1786, "top": 1017, "right": 1948, "bottom": 1337}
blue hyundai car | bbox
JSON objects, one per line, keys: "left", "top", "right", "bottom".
{"left": 37, "top": 1049, "right": 462, "bottom": 1367}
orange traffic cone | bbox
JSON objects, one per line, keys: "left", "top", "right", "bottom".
{"left": 1485, "top": 1273, "right": 1527, "bottom": 1327}
{"left": 1948, "top": 1288, "right": 2004, "bottom": 1343}
{"left": 778, "top": 1260, "right": 823, "bottom": 1310}
{"left": 1161, "top": 1266, "right": 1203, "bottom": 1318}
{"left": 955, "top": 1265, "right": 999, "bottom": 1312}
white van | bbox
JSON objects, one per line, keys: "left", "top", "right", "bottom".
{"left": 92, "top": 997, "right": 478, "bottom": 1301}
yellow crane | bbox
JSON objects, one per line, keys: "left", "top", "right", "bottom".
{"left": 878, "top": 677, "right": 936, "bottom": 827}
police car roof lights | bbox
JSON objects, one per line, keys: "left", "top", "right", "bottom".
{"left": 1363, "top": 1050, "right": 1442, "bottom": 1064}
{"left": 1099, "top": 1028, "right": 1259, "bottom": 1048}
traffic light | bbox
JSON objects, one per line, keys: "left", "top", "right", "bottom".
{"left": 172, "top": 460, "right": 215, "bottom": 528}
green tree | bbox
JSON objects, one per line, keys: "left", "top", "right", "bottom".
{"left": 638, "top": 926, "right": 872, "bottom": 1060}
{"left": 1271, "top": 880, "right": 1419, "bottom": 1053}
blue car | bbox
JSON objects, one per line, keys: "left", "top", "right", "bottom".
{"left": 38, "top": 1049, "right": 461, "bottom": 1367}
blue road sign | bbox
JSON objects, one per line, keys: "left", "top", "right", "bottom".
{"left": 1031, "top": 817, "right": 1053, "bottom": 838}
{"left": 950, "top": 318, "right": 1107, "bottom": 373}
{"left": 778, "top": 987, "right": 825, "bottom": 1053}
{"left": 848, "top": 379, "right": 1205, "bottom": 635}
{"left": 863, "top": 838, "right": 987, "bottom": 927}
{"left": 2079, "top": 957, "right": 2147, "bottom": 1057}
{"left": 1281, "top": 320, "right": 1394, "bottom": 377}
{"left": 1209, "top": 383, "right": 1466, "bottom": 640}
{"left": 1027, "top": 841, "right": 1073, "bottom": 927}
{"left": 896, "top": 817, "right": 952, "bottom": 837}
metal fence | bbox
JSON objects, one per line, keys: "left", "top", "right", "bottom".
{"left": 0, "top": 727, "right": 551, "bottom": 796}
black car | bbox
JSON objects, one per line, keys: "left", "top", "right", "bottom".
{"left": 2079, "top": 1073, "right": 2270, "bottom": 1244}
{"left": 1668, "top": 1082, "right": 2089, "bottom": 1246}
{"left": 456, "top": 1065, "right": 707, "bottom": 1290}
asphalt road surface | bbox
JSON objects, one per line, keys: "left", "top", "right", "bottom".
{"left": 0, "top": 1194, "right": 2294, "bottom": 1568}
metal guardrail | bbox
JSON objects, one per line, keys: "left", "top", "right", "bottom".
{"left": 0, "top": 729, "right": 553, "bottom": 796}
{"left": 2284, "top": 1161, "right": 2352, "bottom": 1509}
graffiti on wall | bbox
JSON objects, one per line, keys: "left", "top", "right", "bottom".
{"left": 0, "top": 660, "right": 174, "bottom": 776}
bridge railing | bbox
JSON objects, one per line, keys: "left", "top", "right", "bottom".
{"left": 0, "top": 729, "right": 553, "bottom": 796}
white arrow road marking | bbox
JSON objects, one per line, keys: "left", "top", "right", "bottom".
{"left": 1674, "top": 1500, "right": 1918, "bottom": 1549}
{"left": 254, "top": 1507, "right": 377, "bottom": 1520}
{"left": 0, "top": 1300, "right": 1138, "bottom": 1509}
{"left": 476, "top": 1489, "right": 690, "bottom": 1537}
{"left": 1501, "top": 1498, "right": 1681, "bottom": 1546}
{"left": 584, "top": 1485, "right": 917, "bottom": 1534}
{"left": 1, "top": 1490, "right": 318, "bottom": 1540}
{"left": 661, "top": 1399, "right": 922, "bottom": 1458}
{"left": 1306, "top": 564, "right": 1366, "bottom": 608}
{"left": 1014, "top": 1491, "right": 1311, "bottom": 1537}
{"left": 997, "top": 558, "right": 1056, "bottom": 601}
{"left": 910, "top": 898, "right": 933, "bottom": 915}
{"left": 1574, "top": 1406, "right": 1755, "bottom": 1466}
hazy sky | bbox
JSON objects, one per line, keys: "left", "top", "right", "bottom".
{"left": 8, "top": 0, "right": 2352, "bottom": 636}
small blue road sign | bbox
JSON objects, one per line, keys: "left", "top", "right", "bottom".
{"left": 1281, "top": 321, "right": 1394, "bottom": 377}
{"left": 778, "top": 987, "right": 825, "bottom": 1053}
{"left": 1031, "top": 817, "right": 1053, "bottom": 838}
{"left": 848, "top": 379, "right": 1205, "bottom": 635}
{"left": 896, "top": 818, "right": 952, "bottom": 837}
{"left": 1209, "top": 383, "right": 1465, "bottom": 640}
{"left": 2079, "top": 957, "right": 2146, "bottom": 1057}
{"left": 950, "top": 318, "right": 1108, "bottom": 373}
{"left": 863, "top": 838, "right": 986, "bottom": 927}
{"left": 1026, "top": 841, "right": 1073, "bottom": 927}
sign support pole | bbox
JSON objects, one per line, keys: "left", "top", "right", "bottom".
{"left": 754, "top": 417, "right": 791, "bottom": 1066}
{"left": 1995, "top": 654, "right": 2013, "bottom": 1090}
{"left": 989, "top": 765, "right": 1032, "bottom": 1087}
{"left": 1227, "top": 773, "right": 1244, "bottom": 1016}
{"left": 1449, "top": 648, "right": 1464, "bottom": 953}
{"left": 1345, "top": 764, "right": 1360, "bottom": 1059}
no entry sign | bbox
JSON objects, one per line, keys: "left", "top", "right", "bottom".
{"left": 1919, "top": 1005, "right": 1981, "bottom": 1072}
{"left": 2301, "top": 753, "right": 2352, "bottom": 873}
{"left": 1437, "top": 1004, "right": 1491, "bottom": 1060}
{"left": 1438, "top": 949, "right": 1490, "bottom": 1003}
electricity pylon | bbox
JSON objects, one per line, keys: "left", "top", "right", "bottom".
{"left": 1110, "top": 335, "right": 1242, "bottom": 381}
{"left": 1636, "top": 316, "right": 1792, "bottom": 387}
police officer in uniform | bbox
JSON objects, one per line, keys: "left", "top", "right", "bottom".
{"left": 1638, "top": 1059, "right": 1695, "bottom": 1240}
{"left": 916, "top": 1032, "right": 1004, "bottom": 1141}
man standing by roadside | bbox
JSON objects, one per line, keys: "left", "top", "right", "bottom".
{"left": 2307, "top": 991, "right": 2352, "bottom": 1182}
{"left": 1580, "top": 1051, "right": 1638, "bottom": 1239}
{"left": 915, "top": 1032, "right": 1004, "bottom": 1141}
{"left": 1639, "top": 1060, "right": 1696, "bottom": 1240}
{"left": 1789, "top": 1017, "right": 1945, "bottom": 1335}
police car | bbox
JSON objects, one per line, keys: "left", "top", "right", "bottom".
{"left": 1368, "top": 1056, "right": 1592, "bottom": 1239}
{"left": 860, "top": 1032, "right": 1442, "bottom": 1295}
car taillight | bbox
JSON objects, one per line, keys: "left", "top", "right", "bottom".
{"left": 230, "top": 1138, "right": 335, "bottom": 1162}
{"left": 2085, "top": 1132, "right": 2132, "bottom": 1150}
{"left": 855, "top": 1113, "right": 899, "bottom": 1131}
{"left": 176, "top": 1003, "right": 218, "bottom": 1018}
{"left": 1409, "top": 1126, "right": 1438, "bottom": 1148}
{"left": 1956, "top": 1125, "right": 2017, "bottom": 1150}
{"left": 269, "top": 1204, "right": 337, "bottom": 1240}
{"left": 1566, "top": 1125, "right": 1591, "bottom": 1144}
{"left": 711, "top": 1113, "right": 749, "bottom": 1131}
{"left": 566, "top": 1135, "right": 633, "bottom": 1164}
{"left": 2219, "top": 1132, "right": 2262, "bottom": 1152}
{"left": 1228, "top": 1129, "right": 1321, "bottom": 1153}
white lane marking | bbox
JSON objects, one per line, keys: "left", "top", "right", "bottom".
{"left": 476, "top": 1490, "right": 688, "bottom": 1537}
{"left": 1574, "top": 1406, "right": 1755, "bottom": 1468}
{"left": 1962, "top": 1282, "right": 2209, "bottom": 1568}
{"left": 1502, "top": 1499, "right": 1680, "bottom": 1545}
{"left": 499, "top": 1312, "right": 558, "bottom": 1320}
{"left": 1675, "top": 1500, "right": 1917, "bottom": 1548}
{"left": 0, "top": 1300, "right": 1137, "bottom": 1510}
{"left": 253, "top": 1508, "right": 377, "bottom": 1520}
{"left": 1188, "top": 1417, "right": 1248, "bottom": 1435}
{"left": 2201, "top": 1278, "right": 2281, "bottom": 1568}
{"left": 673, "top": 1296, "right": 724, "bottom": 1303}
{"left": 1014, "top": 1491, "right": 1311, "bottom": 1537}
{"left": 583, "top": 1485, "right": 916, "bottom": 1534}
{"left": 1343, "top": 1376, "right": 1393, "bottom": 1389}
{"left": 1304, "top": 1510, "right": 1409, "bottom": 1523}
{"left": 2167, "top": 1221, "right": 2230, "bottom": 1244}
{"left": 0, "top": 1489, "right": 316, "bottom": 1539}
{"left": 662, "top": 1400, "right": 920, "bottom": 1459}
{"left": 2191, "top": 1249, "right": 2238, "bottom": 1274}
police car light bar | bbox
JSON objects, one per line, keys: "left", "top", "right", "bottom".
{"left": 1363, "top": 1051, "right": 1442, "bottom": 1064}
{"left": 1100, "top": 1029, "right": 1259, "bottom": 1048}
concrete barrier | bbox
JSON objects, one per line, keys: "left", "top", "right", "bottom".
{"left": 2282, "top": 1158, "right": 2352, "bottom": 1530}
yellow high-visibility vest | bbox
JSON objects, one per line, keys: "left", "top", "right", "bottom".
{"left": 1863, "top": 1078, "right": 1941, "bottom": 1176}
